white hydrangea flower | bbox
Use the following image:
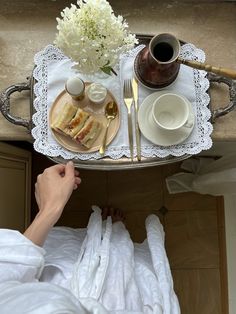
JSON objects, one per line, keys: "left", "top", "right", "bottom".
{"left": 54, "top": 0, "right": 138, "bottom": 75}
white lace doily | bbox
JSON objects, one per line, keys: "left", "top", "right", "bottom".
{"left": 32, "top": 44, "right": 213, "bottom": 160}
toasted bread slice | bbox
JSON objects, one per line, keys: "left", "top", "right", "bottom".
{"left": 74, "top": 116, "right": 103, "bottom": 148}
{"left": 65, "top": 108, "right": 90, "bottom": 137}
{"left": 51, "top": 102, "right": 77, "bottom": 135}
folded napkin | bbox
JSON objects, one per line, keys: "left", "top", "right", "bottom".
{"left": 32, "top": 44, "right": 212, "bottom": 160}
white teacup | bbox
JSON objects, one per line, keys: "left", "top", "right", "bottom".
{"left": 152, "top": 93, "right": 191, "bottom": 131}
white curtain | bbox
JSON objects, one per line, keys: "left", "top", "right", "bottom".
{"left": 166, "top": 153, "right": 236, "bottom": 196}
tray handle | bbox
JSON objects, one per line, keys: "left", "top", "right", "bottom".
{"left": 0, "top": 71, "right": 235, "bottom": 129}
{"left": 206, "top": 73, "right": 236, "bottom": 123}
{"left": 0, "top": 78, "right": 31, "bottom": 130}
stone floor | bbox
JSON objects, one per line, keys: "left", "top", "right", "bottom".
{"left": 31, "top": 151, "right": 228, "bottom": 314}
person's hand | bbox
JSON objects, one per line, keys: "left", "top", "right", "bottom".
{"left": 35, "top": 161, "right": 81, "bottom": 225}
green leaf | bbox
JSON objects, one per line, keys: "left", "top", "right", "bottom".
{"left": 100, "top": 66, "right": 118, "bottom": 76}
{"left": 100, "top": 66, "right": 112, "bottom": 76}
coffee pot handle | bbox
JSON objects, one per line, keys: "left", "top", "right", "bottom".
{"left": 177, "top": 58, "right": 236, "bottom": 80}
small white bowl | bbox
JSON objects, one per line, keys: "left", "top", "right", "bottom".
{"left": 87, "top": 83, "right": 107, "bottom": 104}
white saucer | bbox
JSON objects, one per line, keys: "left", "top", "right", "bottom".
{"left": 138, "top": 91, "right": 195, "bottom": 147}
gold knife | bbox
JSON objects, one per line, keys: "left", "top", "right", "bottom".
{"left": 132, "top": 77, "right": 141, "bottom": 161}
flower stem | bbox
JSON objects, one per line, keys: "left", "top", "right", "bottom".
{"left": 110, "top": 68, "right": 117, "bottom": 76}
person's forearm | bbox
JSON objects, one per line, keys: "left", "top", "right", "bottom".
{"left": 23, "top": 210, "right": 59, "bottom": 246}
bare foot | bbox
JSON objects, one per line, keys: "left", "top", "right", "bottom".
{"left": 101, "top": 206, "right": 126, "bottom": 223}
{"left": 109, "top": 207, "right": 126, "bottom": 224}
{"left": 101, "top": 207, "right": 109, "bottom": 220}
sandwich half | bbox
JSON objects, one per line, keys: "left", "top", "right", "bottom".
{"left": 65, "top": 108, "right": 90, "bottom": 137}
{"left": 51, "top": 102, "right": 77, "bottom": 135}
{"left": 74, "top": 116, "right": 102, "bottom": 148}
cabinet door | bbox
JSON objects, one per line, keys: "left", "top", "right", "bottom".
{"left": 0, "top": 142, "right": 31, "bottom": 232}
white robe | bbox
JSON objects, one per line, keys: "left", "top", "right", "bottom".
{"left": 0, "top": 206, "right": 180, "bottom": 314}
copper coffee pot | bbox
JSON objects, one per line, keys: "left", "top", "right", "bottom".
{"left": 134, "top": 33, "right": 236, "bottom": 89}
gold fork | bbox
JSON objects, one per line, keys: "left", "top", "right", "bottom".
{"left": 123, "top": 79, "right": 134, "bottom": 161}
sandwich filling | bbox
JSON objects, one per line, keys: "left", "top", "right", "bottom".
{"left": 51, "top": 103, "right": 103, "bottom": 149}
{"left": 74, "top": 116, "right": 102, "bottom": 148}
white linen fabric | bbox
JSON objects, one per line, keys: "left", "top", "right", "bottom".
{"left": 0, "top": 206, "right": 180, "bottom": 314}
{"left": 0, "top": 281, "right": 87, "bottom": 314}
{"left": 32, "top": 43, "right": 212, "bottom": 160}
{"left": 166, "top": 154, "right": 236, "bottom": 196}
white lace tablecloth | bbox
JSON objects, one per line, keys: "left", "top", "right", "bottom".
{"left": 32, "top": 44, "right": 213, "bottom": 160}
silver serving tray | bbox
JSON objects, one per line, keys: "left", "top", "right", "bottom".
{"left": 0, "top": 34, "right": 236, "bottom": 170}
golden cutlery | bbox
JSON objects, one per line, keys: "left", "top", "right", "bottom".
{"left": 132, "top": 77, "right": 141, "bottom": 161}
{"left": 99, "top": 101, "right": 118, "bottom": 156}
{"left": 123, "top": 79, "right": 134, "bottom": 161}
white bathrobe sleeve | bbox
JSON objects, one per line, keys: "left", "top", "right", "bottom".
{"left": 0, "top": 281, "right": 88, "bottom": 314}
{"left": 0, "top": 229, "right": 45, "bottom": 283}
{"left": 0, "top": 229, "right": 110, "bottom": 314}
